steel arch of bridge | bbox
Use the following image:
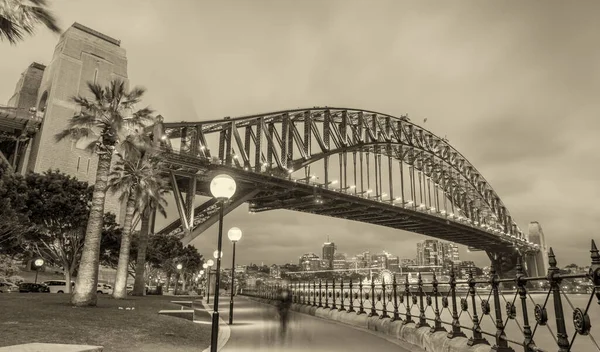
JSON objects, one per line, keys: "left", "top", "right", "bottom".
{"left": 152, "top": 107, "right": 538, "bottom": 259}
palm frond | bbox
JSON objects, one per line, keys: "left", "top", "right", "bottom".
{"left": 54, "top": 127, "right": 95, "bottom": 143}
{"left": 0, "top": 0, "right": 61, "bottom": 45}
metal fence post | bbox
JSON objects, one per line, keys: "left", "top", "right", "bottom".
{"left": 391, "top": 274, "right": 401, "bottom": 322}
{"left": 416, "top": 273, "right": 429, "bottom": 328}
{"left": 324, "top": 280, "right": 330, "bottom": 309}
{"left": 467, "top": 268, "right": 487, "bottom": 345}
{"left": 318, "top": 279, "right": 323, "bottom": 308}
{"left": 339, "top": 278, "right": 346, "bottom": 312}
{"left": 348, "top": 278, "right": 355, "bottom": 313}
{"left": 490, "top": 259, "right": 513, "bottom": 351}
{"left": 548, "top": 248, "right": 570, "bottom": 351}
{"left": 430, "top": 272, "right": 446, "bottom": 332}
{"left": 380, "top": 278, "right": 390, "bottom": 319}
{"left": 447, "top": 266, "right": 465, "bottom": 338}
{"left": 357, "top": 279, "right": 366, "bottom": 315}
{"left": 403, "top": 274, "right": 414, "bottom": 325}
{"left": 368, "top": 276, "right": 378, "bottom": 317}
{"left": 515, "top": 258, "right": 534, "bottom": 351}
{"left": 331, "top": 278, "right": 338, "bottom": 310}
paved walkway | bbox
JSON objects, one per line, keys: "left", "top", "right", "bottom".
{"left": 220, "top": 296, "right": 410, "bottom": 352}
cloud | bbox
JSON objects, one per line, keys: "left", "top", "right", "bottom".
{"left": 2, "top": 0, "right": 599, "bottom": 267}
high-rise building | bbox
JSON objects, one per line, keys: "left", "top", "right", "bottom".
{"left": 416, "top": 240, "right": 459, "bottom": 267}
{"left": 322, "top": 238, "right": 336, "bottom": 269}
{"left": 387, "top": 256, "right": 400, "bottom": 272}
{"left": 5, "top": 23, "right": 128, "bottom": 224}
{"left": 372, "top": 253, "right": 388, "bottom": 269}
{"left": 299, "top": 253, "right": 320, "bottom": 271}
{"left": 333, "top": 253, "right": 348, "bottom": 270}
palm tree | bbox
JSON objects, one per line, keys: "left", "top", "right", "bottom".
{"left": 108, "top": 147, "right": 166, "bottom": 299}
{"left": 55, "top": 79, "right": 153, "bottom": 306}
{"left": 131, "top": 171, "right": 169, "bottom": 296}
{"left": 0, "top": 0, "right": 61, "bottom": 44}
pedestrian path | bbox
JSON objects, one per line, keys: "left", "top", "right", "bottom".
{"left": 192, "top": 299, "right": 212, "bottom": 325}
{"left": 221, "top": 296, "right": 410, "bottom": 352}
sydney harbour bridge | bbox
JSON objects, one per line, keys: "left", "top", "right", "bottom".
{"left": 145, "top": 107, "right": 545, "bottom": 277}
{"left": 0, "top": 105, "right": 545, "bottom": 276}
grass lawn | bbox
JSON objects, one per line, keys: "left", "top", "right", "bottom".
{"left": 0, "top": 294, "right": 210, "bottom": 352}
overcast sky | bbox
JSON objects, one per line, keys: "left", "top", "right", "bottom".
{"left": 2, "top": 0, "right": 599, "bottom": 268}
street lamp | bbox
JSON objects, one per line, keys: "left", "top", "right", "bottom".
{"left": 209, "top": 174, "right": 236, "bottom": 352}
{"left": 206, "top": 259, "right": 214, "bottom": 304}
{"left": 227, "top": 227, "right": 242, "bottom": 325}
{"left": 174, "top": 263, "right": 183, "bottom": 295}
{"left": 33, "top": 258, "right": 44, "bottom": 284}
{"left": 213, "top": 250, "right": 223, "bottom": 259}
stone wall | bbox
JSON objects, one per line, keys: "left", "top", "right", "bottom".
{"left": 245, "top": 296, "right": 494, "bottom": 352}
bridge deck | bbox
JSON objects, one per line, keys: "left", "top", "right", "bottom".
{"left": 163, "top": 152, "right": 530, "bottom": 254}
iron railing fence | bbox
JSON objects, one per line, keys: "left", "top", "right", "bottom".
{"left": 243, "top": 241, "right": 600, "bottom": 352}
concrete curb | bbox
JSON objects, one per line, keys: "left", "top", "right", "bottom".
{"left": 245, "top": 297, "right": 492, "bottom": 352}
{"left": 199, "top": 299, "right": 231, "bottom": 352}
{"left": 0, "top": 343, "right": 103, "bottom": 352}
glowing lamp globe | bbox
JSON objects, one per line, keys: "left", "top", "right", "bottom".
{"left": 34, "top": 259, "right": 44, "bottom": 267}
{"left": 207, "top": 259, "right": 214, "bottom": 266}
{"left": 202, "top": 263, "right": 208, "bottom": 269}
{"left": 210, "top": 174, "right": 236, "bottom": 200}
{"left": 200, "top": 270, "right": 204, "bottom": 275}
{"left": 176, "top": 264, "right": 183, "bottom": 270}
{"left": 228, "top": 227, "right": 243, "bottom": 242}
{"left": 213, "top": 250, "right": 223, "bottom": 259}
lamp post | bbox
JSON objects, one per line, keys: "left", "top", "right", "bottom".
{"left": 199, "top": 270, "right": 204, "bottom": 295}
{"left": 202, "top": 264, "right": 208, "bottom": 300}
{"left": 209, "top": 174, "right": 237, "bottom": 352}
{"left": 205, "top": 260, "right": 214, "bottom": 304}
{"left": 33, "top": 258, "right": 44, "bottom": 284}
{"left": 174, "top": 263, "right": 183, "bottom": 295}
{"left": 227, "top": 227, "right": 242, "bottom": 325}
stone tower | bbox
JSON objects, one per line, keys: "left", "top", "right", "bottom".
{"left": 528, "top": 221, "right": 549, "bottom": 276}
{"left": 21, "top": 23, "right": 129, "bottom": 223}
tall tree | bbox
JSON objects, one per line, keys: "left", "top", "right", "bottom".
{"left": 99, "top": 225, "right": 137, "bottom": 278}
{"left": 21, "top": 170, "right": 90, "bottom": 291}
{"left": 55, "top": 80, "right": 153, "bottom": 306}
{"left": 172, "top": 245, "right": 204, "bottom": 293}
{"left": 0, "top": 0, "right": 60, "bottom": 44}
{"left": 131, "top": 183, "right": 169, "bottom": 295}
{"left": 0, "top": 162, "right": 30, "bottom": 256}
{"left": 147, "top": 233, "right": 182, "bottom": 289}
{"left": 107, "top": 147, "right": 166, "bottom": 299}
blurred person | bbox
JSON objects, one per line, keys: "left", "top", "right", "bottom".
{"left": 277, "top": 286, "right": 293, "bottom": 337}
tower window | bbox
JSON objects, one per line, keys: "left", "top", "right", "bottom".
{"left": 76, "top": 156, "right": 81, "bottom": 172}
{"left": 86, "top": 158, "right": 91, "bottom": 173}
{"left": 93, "top": 69, "right": 98, "bottom": 84}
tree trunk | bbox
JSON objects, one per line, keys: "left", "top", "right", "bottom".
{"left": 71, "top": 152, "right": 112, "bottom": 307}
{"left": 112, "top": 196, "right": 136, "bottom": 299}
{"left": 131, "top": 213, "right": 150, "bottom": 296}
{"left": 64, "top": 267, "right": 72, "bottom": 294}
{"left": 182, "top": 272, "right": 187, "bottom": 292}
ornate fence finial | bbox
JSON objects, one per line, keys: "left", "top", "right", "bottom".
{"left": 548, "top": 247, "right": 558, "bottom": 273}
{"left": 515, "top": 255, "right": 523, "bottom": 277}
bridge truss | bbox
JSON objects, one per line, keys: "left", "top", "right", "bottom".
{"left": 151, "top": 108, "right": 539, "bottom": 274}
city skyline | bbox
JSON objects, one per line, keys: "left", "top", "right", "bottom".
{"left": 2, "top": 0, "right": 598, "bottom": 268}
